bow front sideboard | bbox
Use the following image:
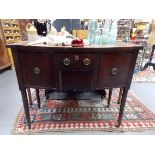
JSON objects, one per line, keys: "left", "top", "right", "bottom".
{"left": 7, "top": 42, "right": 142, "bottom": 129}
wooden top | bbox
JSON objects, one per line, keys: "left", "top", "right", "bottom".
{"left": 6, "top": 41, "right": 143, "bottom": 53}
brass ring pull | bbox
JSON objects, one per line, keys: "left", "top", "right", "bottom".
{"left": 83, "top": 58, "right": 91, "bottom": 66}
{"left": 63, "top": 58, "right": 71, "bottom": 66}
{"left": 111, "top": 67, "right": 118, "bottom": 75}
{"left": 33, "top": 67, "right": 40, "bottom": 75}
{"left": 75, "top": 55, "right": 79, "bottom": 61}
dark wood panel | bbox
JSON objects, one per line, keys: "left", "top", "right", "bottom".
{"left": 98, "top": 53, "right": 133, "bottom": 88}
{"left": 19, "top": 51, "right": 56, "bottom": 88}
{"left": 59, "top": 70, "right": 96, "bottom": 90}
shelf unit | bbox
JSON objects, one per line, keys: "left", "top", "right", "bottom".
{"left": 0, "top": 19, "right": 22, "bottom": 44}
{"left": 117, "top": 19, "right": 135, "bottom": 40}
{"left": 0, "top": 21, "right": 11, "bottom": 70}
{"left": 0, "top": 19, "right": 23, "bottom": 68}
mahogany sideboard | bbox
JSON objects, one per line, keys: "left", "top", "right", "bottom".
{"left": 7, "top": 42, "right": 142, "bottom": 129}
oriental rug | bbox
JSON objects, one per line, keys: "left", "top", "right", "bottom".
{"left": 12, "top": 89, "right": 155, "bottom": 134}
{"left": 132, "top": 68, "right": 155, "bottom": 83}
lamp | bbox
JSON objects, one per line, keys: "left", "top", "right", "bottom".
{"left": 141, "top": 19, "right": 155, "bottom": 71}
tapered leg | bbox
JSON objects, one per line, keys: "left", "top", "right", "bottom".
{"left": 117, "top": 87, "right": 123, "bottom": 104}
{"left": 117, "top": 87, "right": 128, "bottom": 127}
{"left": 107, "top": 88, "right": 112, "bottom": 107}
{"left": 21, "top": 88, "right": 31, "bottom": 129}
{"left": 101, "top": 89, "right": 106, "bottom": 99}
{"left": 27, "top": 88, "right": 32, "bottom": 105}
{"left": 36, "top": 89, "right": 41, "bottom": 108}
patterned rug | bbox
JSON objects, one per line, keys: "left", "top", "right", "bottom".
{"left": 132, "top": 68, "right": 155, "bottom": 83}
{"left": 12, "top": 89, "right": 155, "bottom": 134}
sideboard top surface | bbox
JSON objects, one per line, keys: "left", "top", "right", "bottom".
{"left": 6, "top": 41, "right": 143, "bottom": 53}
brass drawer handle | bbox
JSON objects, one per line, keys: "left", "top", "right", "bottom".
{"left": 83, "top": 58, "right": 91, "bottom": 66}
{"left": 33, "top": 67, "right": 40, "bottom": 75}
{"left": 63, "top": 58, "right": 71, "bottom": 66}
{"left": 111, "top": 67, "right": 118, "bottom": 75}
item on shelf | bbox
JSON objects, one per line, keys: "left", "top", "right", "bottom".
{"left": 102, "top": 19, "right": 110, "bottom": 44}
{"left": 18, "top": 19, "right": 32, "bottom": 41}
{"left": 95, "top": 19, "right": 118, "bottom": 45}
{"left": 94, "top": 28, "right": 101, "bottom": 44}
{"left": 88, "top": 19, "right": 98, "bottom": 43}
{"left": 131, "top": 28, "right": 137, "bottom": 40}
{"left": 59, "top": 26, "right": 71, "bottom": 37}
{"left": 88, "top": 19, "right": 118, "bottom": 45}
{"left": 80, "top": 19, "right": 88, "bottom": 30}
{"left": 26, "top": 23, "right": 38, "bottom": 42}
{"left": 134, "top": 22, "right": 150, "bottom": 41}
{"left": 117, "top": 19, "right": 134, "bottom": 40}
{"left": 72, "top": 30, "right": 88, "bottom": 39}
{"left": 109, "top": 20, "right": 118, "bottom": 44}
{"left": 48, "top": 25, "right": 57, "bottom": 35}
{"left": 33, "top": 19, "right": 47, "bottom": 36}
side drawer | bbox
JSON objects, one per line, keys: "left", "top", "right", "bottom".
{"left": 98, "top": 53, "right": 133, "bottom": 88}
{"left": 19, "top": 51, "right": 56, "bottom": 88}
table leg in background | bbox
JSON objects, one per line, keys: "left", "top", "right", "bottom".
{"left": 27, "top": 88, "right": 32, "bottom": 105}
{"left": 36, "top": 89, "right": 41, "bottom": 109}
{"left": 117, "top": 87, "right": 123, "bottom": 104}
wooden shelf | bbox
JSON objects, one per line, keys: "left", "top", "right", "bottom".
{"left": 12, "top": 21, "right": 19, "bottom": 24}
{"left": 12, "top": 27, "right": 20, "bottom": 31}
{"left": 2, "top": 27, "right": 12, "bottom": 31}
{"left": 4, "top": 33, "right": 14, "bottom": 36}
{"left": 14, "top": 32, "right": 21, "bottom": 35}
{"left": 6, "top": 40, "right": 15, "bottom": 44}
{"left": 1, "top": 19, "right": 12, "bottom": 22}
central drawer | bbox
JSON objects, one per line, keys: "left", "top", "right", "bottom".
{"left": 55, "top": 54, "right": 98, "bottom": 91}
{"left": 55, "top": 54, "right": 97, "bottom": 70}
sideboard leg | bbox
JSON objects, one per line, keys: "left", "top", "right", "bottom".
{"left": 117, "top": 87, "right": 123, "bottom": 104}
{"left": 27, "top": 88, "right": 32, "bottom": 105}
{"left": 107, "top": 88, "right": 112, "bottom": 107}
{"left": 101, "top": 89, "right": 106, "bottom": 99}
{"left": 117, "top": 87, "right": 128, "bottom": 127}
{"left": 21, "top": 88, "right": 31, "bottom": 129}
{"left": 36, "top": 89, "right": 41, "bottom": 109}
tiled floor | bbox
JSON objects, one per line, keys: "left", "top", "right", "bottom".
{"left": 0, "top": 69, "right": 155, "bottom": 134}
